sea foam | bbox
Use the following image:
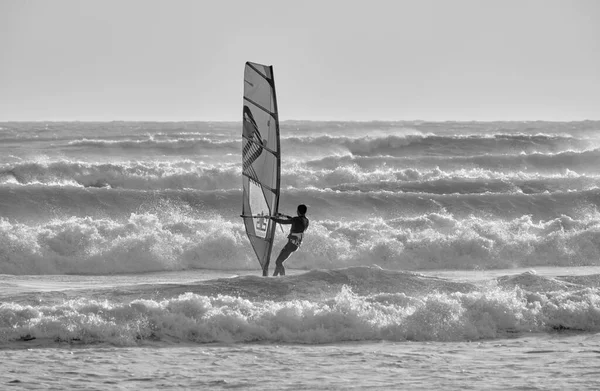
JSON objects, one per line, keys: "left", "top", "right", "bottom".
{"left": 2, "top": 278, "right": 599, "bottom": 345}
{"left": 2, "top": 208, "right": 600, "bottom": 275}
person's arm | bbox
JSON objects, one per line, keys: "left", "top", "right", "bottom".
{"left": 270, "top": 214, "right": 293, "bottom": 224}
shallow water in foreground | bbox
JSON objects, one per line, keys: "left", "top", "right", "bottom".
{"left": 2, "top": 335, "right": 600, "bottom": 390}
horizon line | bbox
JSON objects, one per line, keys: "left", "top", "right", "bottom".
{"left": 1, "top": 118, "right": 599, "bottom": 123}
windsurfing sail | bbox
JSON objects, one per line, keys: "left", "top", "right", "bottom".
{"left": 241, "top": 62, "right": 281, "bottom": 275}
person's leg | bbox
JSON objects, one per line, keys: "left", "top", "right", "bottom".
{"left": 273, "top": 242, "right": 297, "bottom": 276}
{"left": 273, "top": 247, "right": 289, "bottom": 276}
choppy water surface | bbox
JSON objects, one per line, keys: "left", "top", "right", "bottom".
{"left": 1, "top": 121, "right": 600, "bottom": 389}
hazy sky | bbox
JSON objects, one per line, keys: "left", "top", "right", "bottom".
{"left": 1, "top": 0, "right": 599, "bottom": 121}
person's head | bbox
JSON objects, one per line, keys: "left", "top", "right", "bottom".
{"left": 297, "top": 204, "right": 307, "bottom": 216}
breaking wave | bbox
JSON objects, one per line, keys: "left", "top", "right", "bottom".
{"left": 2, "top": 208, "right": 600, "bottom": 275}
{"left": 1, "top": 267, "right": 599, "bottom": 345}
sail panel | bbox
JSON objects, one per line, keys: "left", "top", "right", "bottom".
{"left": 241, "top": 62, "right": 280, "bottom": 272}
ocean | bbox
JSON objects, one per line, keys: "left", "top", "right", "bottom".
{"left": 1, "top": 120, "right": 600, "bottom": 390}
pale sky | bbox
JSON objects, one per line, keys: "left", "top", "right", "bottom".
{"left": 1, "top": 0, "right": 599, "bottom": 121}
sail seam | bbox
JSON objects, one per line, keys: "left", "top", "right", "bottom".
{"left": 246, "top": 62, "right": 271, "bottom": 84}
{"left": 242, "top": 173, "right": 277, "bottom": 193}
{"left": 244, "top": 97, "right": 277, "bottom": 119}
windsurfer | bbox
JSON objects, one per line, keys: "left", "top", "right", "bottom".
{"left": 269, "top": 204, "right": 309, "bottom": 276}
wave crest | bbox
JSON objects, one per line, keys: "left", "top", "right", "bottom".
{"left": 2, "top": 277, "right": 599, "bottom": 345}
